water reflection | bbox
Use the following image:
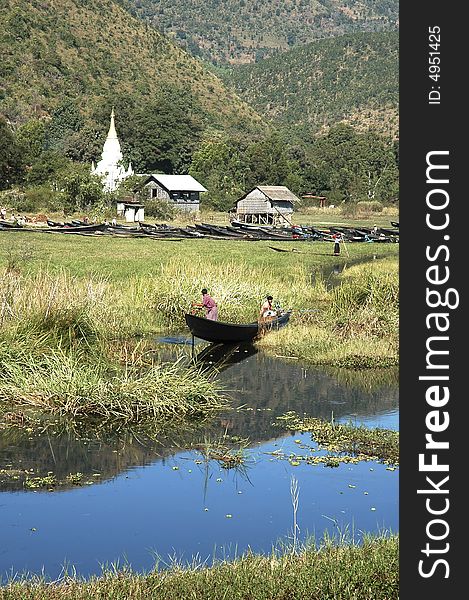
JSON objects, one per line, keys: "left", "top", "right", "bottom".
{"left": 0, "top": 345, "right": 398, "bottom": 580}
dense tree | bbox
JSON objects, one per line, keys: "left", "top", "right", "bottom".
{"left": 126, "top": 88, "right": 204, "bottom": 174}
{"left": 0, "top": 117, "right": 24, "bottom": 189}
{"left": 189, "top": 140, "right": 246, "bottom": 210}
{"left": 54, "top": 163, "right": 106, "bottom": 213}
{"left": 308, "top": 124, "right": 398, "bottom": 203}
{"left": 15, "top": 119, "right": 47, "bottom": 167}
{"left": 45, "top": 100, "right": 85, "bottom": 154}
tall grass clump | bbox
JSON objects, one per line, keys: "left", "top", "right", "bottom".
{"left": 149, "top": 257, "right": 320, "bottom": 328}
{"left": 0, "top": 349, "right": 225, "bottom": 426}
{"left": 0, "top": 534, "right": 398, "bottom": 599}
{"left": 326, "top": 260, "right": 399, "bottom": 338}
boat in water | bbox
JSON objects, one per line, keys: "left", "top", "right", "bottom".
{"left": 185, "top": 311, "right": 291, "bottom": 344}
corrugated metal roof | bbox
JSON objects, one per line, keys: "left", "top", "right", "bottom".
{"left": 147, "top": 174, "right": 207, "bottom": 192}
{"left": 256, "top": 186, "right": 301, "bottom": 203}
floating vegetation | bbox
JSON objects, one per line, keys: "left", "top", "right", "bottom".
{"left": 0, "top": 469, "right": 97, "bottom": 491}
{"left": 275, "top": 411, "right": 399, "bottom": 466}
{"left": 192, "top": 433, "right": 251, "bottom": 470}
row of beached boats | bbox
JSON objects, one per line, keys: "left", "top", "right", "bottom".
{"left": 1, "top": 218, "right": 399, "bottom": 242}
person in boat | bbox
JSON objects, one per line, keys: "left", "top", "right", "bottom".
{"left": 259, "top": 295, "right": 277, "bottom": 322}
{"left": 192, "top": 288, "right": 218, "bottom": 321}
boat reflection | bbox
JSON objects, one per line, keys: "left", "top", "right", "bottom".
{"left": 195, "top": 342, "right": 258, "bottom": 372}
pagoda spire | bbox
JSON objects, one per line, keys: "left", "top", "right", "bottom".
{"left": 107, "top": 107, "right": 117, "bottom": 140}
{"left": 91, "top": 108, "right": 133, "bottom": 192}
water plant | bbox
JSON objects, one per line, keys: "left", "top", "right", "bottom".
{"left": 275, "top": 411, "right": 399, "bottom": 466}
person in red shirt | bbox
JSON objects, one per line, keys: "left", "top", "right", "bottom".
{"left": 192, "top": 288, "right": 218, "bottom": 321}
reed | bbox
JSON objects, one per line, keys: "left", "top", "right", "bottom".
{"left": 259, "top": 258, "right": 399, "bottom": 367}
{"left": 0, "top": 347, "right": 225, "bottom": 426}
{"left": 0, "top": 534, "right": 398, "bottom": 599}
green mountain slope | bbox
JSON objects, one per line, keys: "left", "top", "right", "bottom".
{"left": 0, "top": 0, "right": 264, "bottom": 134}
{"left": 122, "top": 0, "right": 398, "bottom": 64}
{"left": 222, "top": 32, "right": 398, "bottom": 138}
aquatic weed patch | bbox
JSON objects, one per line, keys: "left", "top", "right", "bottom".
{"left": 276, "top": 412, "right": 399, "bottom": 466}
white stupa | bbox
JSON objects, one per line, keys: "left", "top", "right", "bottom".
{"left": 92, "top": 109, "right": 134, "bottom": 192}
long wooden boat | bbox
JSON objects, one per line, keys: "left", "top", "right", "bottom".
{"left": 44, "top": 223, "right": 107, "bottom": 233}
{"left": 185, "top": 311, "right": 291, "bottom": 344}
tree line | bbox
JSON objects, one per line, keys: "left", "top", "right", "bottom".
{"left": 1, "top": 100, "right": 398, "bottom": 215}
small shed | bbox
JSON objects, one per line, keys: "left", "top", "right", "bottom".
{"left": 117, "top": 201, "right": 144, "bottom": 223}
{"left": 141, "top": 174, "right": 207, "bottom": 213}
{"left": 234, "top": 186, "right": 301, "bottom": 225}
{"left": 302, "top": 194, "right": 327, "bottom": 208}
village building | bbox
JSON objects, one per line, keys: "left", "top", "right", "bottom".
{"left": 301, "top": 194, "right": 328, "bottom": 208}
{"left": 233, "top": 185, "right": 301, "bottom": 225}
{"left": 141, "top": 174, "right": 207, "bottom": 212}
{"left": 91, "top": 109, "right": 134, "bottom": 192}
{"left": 116, "top": 200, "right": 145, "bottom": 223}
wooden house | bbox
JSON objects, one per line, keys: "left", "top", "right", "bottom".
{"left": 141, "top": 174, "right": 207, "bottom": 213}
{"left": 233, "top": 186, "right": 301, "bottom": 225}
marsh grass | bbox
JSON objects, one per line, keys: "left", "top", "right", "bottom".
{"left": 0, "top": 348, "right": 225, "bottom": 426}
{"left": 192, "top": 432, "right": 251, "bottom": 470}
{"left": 259, "top": 258, "right": 399, "bottom": 367}
{"left": 0, "top": 534, "right": 399, "bottom": 599}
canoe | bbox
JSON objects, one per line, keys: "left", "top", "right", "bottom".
{"left": 185, "top": 311, "right": 291, "bottom": 344}
{"left": 44, "top": 223, "right": 107, "bottom": 233}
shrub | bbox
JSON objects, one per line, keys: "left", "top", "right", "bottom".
{"left": 144, "top": 198, "right": 178, "bottom": 220}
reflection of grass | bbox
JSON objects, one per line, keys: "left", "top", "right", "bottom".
{"left": 1, "top": 533, "right": 398, "bottom": 599}
{"left": 192, "top": 433, "right": 250, "bottom": 470}
{"left": 276, "top": 411, "right": 399, "bottom": 466}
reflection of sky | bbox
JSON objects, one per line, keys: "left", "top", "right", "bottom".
{"left": 0, "top": 432, "right": 398, "bottom": 581}
{"left": 337, "top": 408, "right": 399, "bottom": 431}
{"left": 0, "top": 347, "right": 399, "bottom": 581}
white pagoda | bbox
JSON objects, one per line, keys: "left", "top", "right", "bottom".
{"left": 92, "top": 109, "right": 134, "bottom": 192}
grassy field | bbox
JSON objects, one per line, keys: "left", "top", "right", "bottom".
{"left": 0, "top": 219, "right": 398, "bottom": 429}
{"left": 0, "top": 218, "right": 399, "bottom": 596}
{"left": 0, "top": 534, "right": 399, "bottom": 600}
{"left": 0, "top": 227, "right": 399, "bottom": 350}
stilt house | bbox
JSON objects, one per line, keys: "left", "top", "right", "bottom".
{"left": 233, "top": 186, "right": 300, "bottom": 225}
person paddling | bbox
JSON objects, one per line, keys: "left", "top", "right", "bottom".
{"left": 192, "top": 288, "right": 218, "bottom": 321}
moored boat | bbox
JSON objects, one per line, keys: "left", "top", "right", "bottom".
{"left": 185, "top": 311, "right": 291, "bottom": 344}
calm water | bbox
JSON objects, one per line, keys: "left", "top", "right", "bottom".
{"left": 0, "top": 341, "right": 398, "bottom": 581}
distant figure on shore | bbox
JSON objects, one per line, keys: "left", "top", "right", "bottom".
{"left": 333, "top": 233, "right": 341, "bottom": 256}
{"left": 192, "top": 288, "right": 218, "bottom": 321}
{"left": 0, "top": 207, "right": 6, "bottom": 220}
{"left": 111, "top": 217, "right": 117, "bottom": 226}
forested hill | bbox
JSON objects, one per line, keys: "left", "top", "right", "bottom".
{"left": 0, "top": 0, "right": 264, "bottom": 134}
{"left": 121, "top": 0, "right": 398, "bottom": 65}
{"left": 222, "top": 32, "right": 398, "bottom": 139}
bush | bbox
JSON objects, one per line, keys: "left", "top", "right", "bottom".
{"left": 340, "top": 200, "right": 384, "bottom": 217}
{"left": 356, "top": 200, "right": 384, "bottom": 213}
{"left": 23, "top": 186, "right": 61, "bottom": 212}
{"left": 144, "top": 198, "right": 178, "bottom": 220}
